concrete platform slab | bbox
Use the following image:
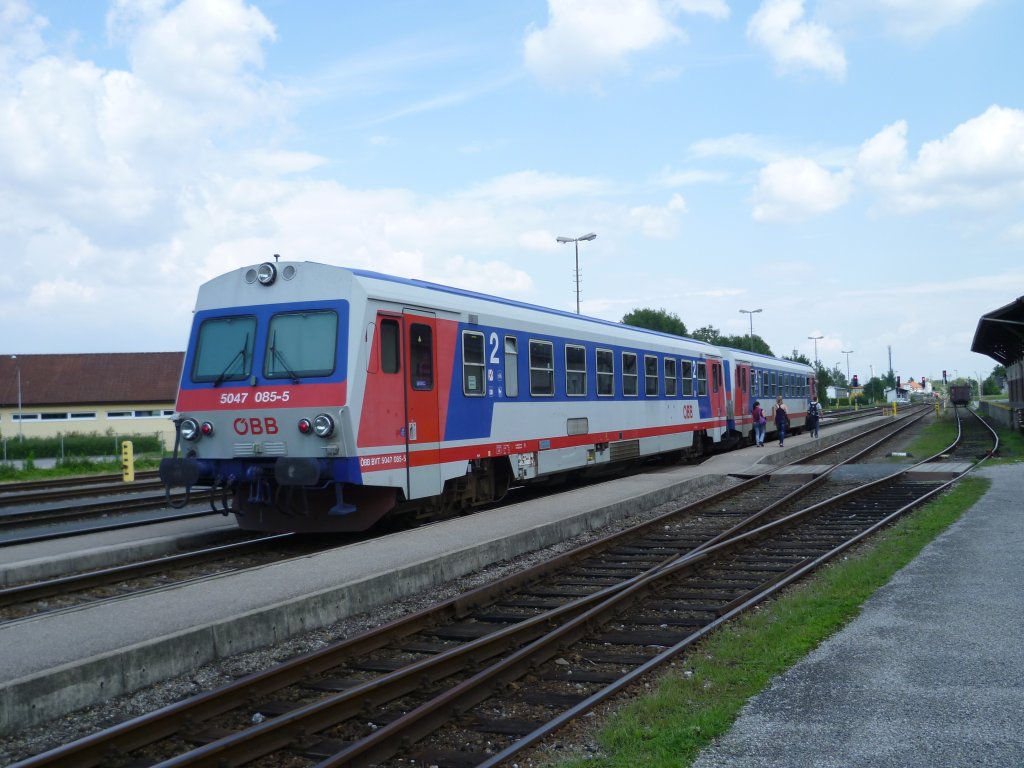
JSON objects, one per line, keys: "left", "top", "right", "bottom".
{"left": 693, "top": 463, "right": 1023, "bottom": 768}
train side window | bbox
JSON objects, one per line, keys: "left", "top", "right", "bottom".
{"left": 380, "top": 319, "right": 400, "bottom": 374}
{"left": 665, "top": 358, "right": 677, "bottom": 396}
{"left": 410, "top": 324, "right": 433, "bottom": 391}
{"left": 529, "top": 340, "right": 554, "bottom": 396}
{"left": 596, "top": 348, "right": 614, "bottom": 396}
{"left": 712, "top": 362, "right": 720, "bottom": 394}
{"left": 565, "top": 344, "right": 587, "bottom": 396}
{"left": 462, "top": 331, "right": 485, "bottom": 396}
{"left": 645, "top": 355, "right": 659, "bottom": 396}
{"left": 771, "top": 371, "right": 777, "bottom": 396}
{"left": 622, "top": 352, "right": 638, "bottom": 396}
{"left": 697, "top": 362, "right": 708, "bottom": 396}
{"left": 504, "top": 336, "right": 519, "bottom": 398}
{"left": 682, "top": 360, "right": 693, "bottom": 396}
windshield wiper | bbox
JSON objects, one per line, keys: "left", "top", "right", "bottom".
{"left": 213, "top": 334, "right": 249, "bottom": 388}
{"left": 269, "top": 331, "right": 301, "bottom": 384}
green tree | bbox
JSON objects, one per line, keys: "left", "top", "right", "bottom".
{"left": 719, "top": 333, "right": 774, "bottom": 356}
{"left": 862, "top": 376, "right": 885, "bottom": 403}
{"left": 621, "top": 308, "right": 688, "bottom": 337}
{"left": 689, "top": 325, "right": 721, "bottom": 344}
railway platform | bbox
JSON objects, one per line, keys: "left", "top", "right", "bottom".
{"left": 693, "top": 462, "right": 1024, "bottom": 768}
{"left": 0, "top": 415, "right": 883, "bottom": 734}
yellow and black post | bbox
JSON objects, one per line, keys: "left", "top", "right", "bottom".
{"left": 121, "top": 440, "right": 135, "bottom": 482}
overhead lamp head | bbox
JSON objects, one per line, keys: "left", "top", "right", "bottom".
{"left": 579, "top": 232, "right": 597, "bottom": 241}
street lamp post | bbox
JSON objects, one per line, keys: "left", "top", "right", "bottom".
{"left": 841, "top": 349, "right": 854, "bottom": 384}
{"left": 808, "top": 335, "right": 823, "bottom": 367}
{"left": 10, "top": 355, "right": 21, "bottom": 441}
{"left": 739, "top": 309, "right": 762, "bottom": 352}
{"left": 555, "top": 232, "right": 596, "bottom": 314}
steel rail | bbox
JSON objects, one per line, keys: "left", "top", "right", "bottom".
{"left": 9, "top": 406, "right": 935, "bottom": 767}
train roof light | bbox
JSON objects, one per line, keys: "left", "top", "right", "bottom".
{"left": 256, "top": 262, "right": 277, "bottom": 286}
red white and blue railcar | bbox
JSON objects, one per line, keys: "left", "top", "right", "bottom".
{"left": 160, "top": 260, "right": 813, "bottom": 532}
{"left": 719, "top": 348, "right": 815, "bottom": 442}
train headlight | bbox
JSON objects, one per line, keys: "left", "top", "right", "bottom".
{"left": 200, "top": 421, "right": 214, "bottom": 437}
{"left": 298, "top": 418, "right": 312, "bottom": 435}
{"left": 313, "top": 413, "right": 335, "bottom": 438}
{"left": 256, "top": 262, "right": 277, "bottom": 286}
{"left": 180, "top": 418, "right": 201, "bottom": 441}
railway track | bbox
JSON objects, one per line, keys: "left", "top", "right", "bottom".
{"left": 12, "top": 404, "right": 997, "bottom": 768}
{"left": 0, "top": 533, "right": 328, "bottom": 624}
{"left": 0, "top": 470, "right": 160, "bottom": 496}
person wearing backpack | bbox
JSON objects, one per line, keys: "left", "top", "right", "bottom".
{"left": 751, "top": 400, "right": 766, "bottom": 447}
{"left": 772, "top": 395, "right": 789, "bottom": 447}
{"left": 808, "top": 394, "right": 821, "bottom": 438}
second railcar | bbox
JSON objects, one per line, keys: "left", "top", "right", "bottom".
{"left": 949, "top": 384, "right": 972, "bottom": 406}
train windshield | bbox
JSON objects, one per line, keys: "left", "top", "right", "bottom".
{"left": 264, "top": 310, "right": 338, "bottom": 380}
{"left": 192, "top": 315, "right": 256, "bottom": 384}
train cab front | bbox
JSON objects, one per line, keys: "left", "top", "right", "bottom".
{"left": 160, "top": 260, "right": 386, "bottom": 532}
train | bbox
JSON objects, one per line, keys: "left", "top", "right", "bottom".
{"left": 159, "top": 260, "right": 815, "bottom": 532}
{"left": 949, "top": 384, "right": 972, "bottom": 406}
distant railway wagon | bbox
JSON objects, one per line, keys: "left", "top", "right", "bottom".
{"left": 160, "top": 260, "right": 815, "bottom": 532}
{"left": 949, "top": 384, "right": 972, "bottom": 406}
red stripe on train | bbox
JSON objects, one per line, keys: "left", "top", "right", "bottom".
{"left": 176, "top": 382, "right": 347, "bottom": 411}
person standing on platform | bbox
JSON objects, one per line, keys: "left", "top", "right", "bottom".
{"left": 773, "top": 394, "right": 789, "bottom": 447}
{"left": 808, "top": 394, "right": 821, "bottom": 438}
{"left": 752, "top": 400, "right": 766, "bottom": 447}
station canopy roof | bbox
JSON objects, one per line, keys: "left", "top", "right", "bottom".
{"left": 971, "top": 296, "right": 1024, "bottom": 366}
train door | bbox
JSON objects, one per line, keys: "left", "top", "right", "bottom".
{"left": 708, "top": 357, "right": 727, "bottom": 435}
{"left": 403, "top": 311, "right": 442, "bottom": 499}
{"left": 735, "top": 361, "right": 751, "bottom": 430}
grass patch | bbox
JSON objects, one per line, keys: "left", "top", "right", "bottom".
{"left": 987, "top": 423, "right": 1024, "bottom": 464}
{"left": 0, "top": 456, "right": 162, "bottom": 483}
{"left": 550, "top": 476, "right": 990, "bottom": 768}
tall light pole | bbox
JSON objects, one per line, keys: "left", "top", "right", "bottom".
{"left": 555, "top": 232, "right": 596, "bottom": 314}
{"left": 808, "top": 335, "right": 823, "bottom": 367}
{"left": 841, "top": 349, "right": 854, "bottom": 384}
{"left": 10, "top": 355, "right": 21, "bottom": 441}
{"left": 739, "top": 309, "right": 762, "bottom": 352}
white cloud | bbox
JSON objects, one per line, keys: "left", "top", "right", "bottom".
{"left": 524, "top": 0, "right": 684, "bottom": 87}
{"left": 0, "top": 0, "right": 47, "bottom": 72}
{"left": 752, "top": 157, "right": 853, "bottom": 221}
{"left": 461, "top": 170, "right": 613, "bottom": 202}
{"left": 690, "top": 133, "right": 785, "bottom": 163}
{"left": 628, "top": 193, "right": 688, "bottom": 237}
{"left": 748, "top": 0, "right": 847, "bottom": 80}
{"left": 857, "top": 105, "right": 1024, "bottom": 211}
{"left": 823, "top": 0, "right": 992, "bottom": 41}
{"left": 109, "top": 0, "right": 276, "bottom": 116}
{"left": 670, "top": 0, "right": 730, "bottom": 20}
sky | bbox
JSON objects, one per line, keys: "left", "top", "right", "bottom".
{"left": 1, "top": 0, "right": 1021, "bottom": 387}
